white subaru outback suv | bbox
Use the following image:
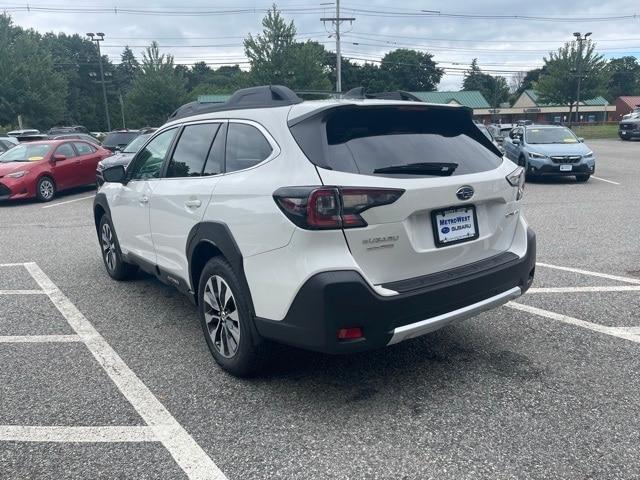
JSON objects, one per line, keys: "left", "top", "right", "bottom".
{"left": 94, "top": 85, "right": 535, "bottom": 376}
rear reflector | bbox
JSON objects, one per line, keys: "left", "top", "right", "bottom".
{"left": 337, "top": 327, "right": 363, "bottom": 340}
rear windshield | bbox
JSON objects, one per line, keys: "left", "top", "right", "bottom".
{"left": 290, "top": 106, "right": 501, "bottom": 177}
{"left": 103, "top": 132, "right": 139, "bottom": 147}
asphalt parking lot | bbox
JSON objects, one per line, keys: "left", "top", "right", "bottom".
{"left": 1, "top": 138, "right": 639, "bottom": 480}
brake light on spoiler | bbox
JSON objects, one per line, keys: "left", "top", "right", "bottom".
{"left": 273, "top": 186, "right": 405, "bottom": 230}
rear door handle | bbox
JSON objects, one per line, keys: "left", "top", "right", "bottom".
{"left": 185, "top": 199, "right": 202, "bottom": 208}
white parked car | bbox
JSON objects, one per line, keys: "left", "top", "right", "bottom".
{"left": 94, "top": 85, "right": 536, "bottom": 376}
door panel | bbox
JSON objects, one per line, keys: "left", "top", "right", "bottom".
{"left": 150, "top": 122, "right": 223, "bottom": 286}
{"left": 51, "top": 143, "right": 78, "bottom": 189}
{"left": 72, "top": 142, "right": 101, "bottom": 185}
{"left": 110, "top": 128, "right": 178, "bottom": 265}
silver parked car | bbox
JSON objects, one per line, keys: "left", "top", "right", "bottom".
{"left": 503, "top": 125, "right": 596, "bottom": 182}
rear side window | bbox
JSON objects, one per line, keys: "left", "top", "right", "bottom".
{"left": 166, "top": 123, "right": 220, "bottom": 178}
{"left": 290, "top": 106, "right": 501, "bottom": 177}
{"left": 225, "top": 123, "right": 272, "bottom": 173}
{"left": 73, "top": 142, "right": 96, "bottom": 155}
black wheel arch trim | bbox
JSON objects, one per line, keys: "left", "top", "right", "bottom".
{"left": 187, "top": 221, "right": 262, "bottom": 345}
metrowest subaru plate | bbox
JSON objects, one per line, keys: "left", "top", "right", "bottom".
{"left": 431, "top": 205, "right": 479, "bottom": 247}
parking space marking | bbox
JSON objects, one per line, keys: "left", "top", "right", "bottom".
{"left": 0, "top": 263, "right": 29, "bottom": 267}
{"left": 591, "top": 175, "right": 621, "bottom": 185}
{"left": 22, "top": 262, "right": 228, "bottom": 480}
{"left": 537, "top": 262, "right": 640, "bottom": 285}
{"left": 508, "top": 302, "right": 640, "bottom": 344}
{"left": 529, "top": 286, "right": 640, "bottom": 293}
{"left": 0, "top": 426, "right": 158, "bottom": 443}
{"left": 0, "top": 334, "right": 82, "bottom": 343}
{"left": 41, "top": 194, "right": 95, "bottom": 209}
{"left": 0, "top": 289, "right": 46, "bottom": 295}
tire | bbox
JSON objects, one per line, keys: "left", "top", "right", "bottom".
{"left": 98, "top": 214, "right": 138, "bottom": 280}
{"left": 198, "top": 257, "right": 266, "bottom": 377}
{"left": 36, "top": 176, "right": 56, "bottom": 202}
{"left": 575, "top": 174, "right": 590, "bottom": 183}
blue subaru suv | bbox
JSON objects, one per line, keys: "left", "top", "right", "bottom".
{"left": 503, "top": 125, "right": 596, "bottom": 182}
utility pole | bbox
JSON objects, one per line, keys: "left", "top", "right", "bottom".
{"left": 321, "top": 1, "right": 355, "bottom": 93}
{"left": 571, "top": 32, "right": 591, "bottom": 128}
{"left": 87, "top": 32, "right": 112, "bottom": 131}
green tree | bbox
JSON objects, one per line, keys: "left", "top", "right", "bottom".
{"left": 380, "top": 49, "right": 443, "bottom": 91}
{"left": 126, "top": 42, "right": 187, "bottom": 127}
{"left": 607, "top": 56, "right": 640, "bottom": 100}
{"left": 535, "top": 40, "right": 609, "bottom": 125}
{"left": 0, "top": 15, "right": 66, "bottom": 130}
{"left": 189, "top": 65, "right": 250, "bottom": 98}
{"left": 116, "top": 46, "right": 139, "bottom": 94}
{"left": 463, "top": 59, "right": 509, "bottom": 107}
{"left": 244, "top": 5, "right": 297, "bottom": 85}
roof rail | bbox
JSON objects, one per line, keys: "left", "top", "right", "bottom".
{"left": 342, "top": 87, "right": 422, "bottom": 102}
{"left": 168, "top": 85, "right": 303, "bottom": 121}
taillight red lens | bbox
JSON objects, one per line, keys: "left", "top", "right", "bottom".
{"left": 274, "top": 186, "right": 404, "bottom": 230}
{"left": 307, "top": 188, "right": 341, "bottom": 228}
{"left": 337, "top": 327, "right": 363, "bottom": 340}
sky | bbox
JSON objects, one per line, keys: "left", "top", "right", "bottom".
{"left": 3, "top": 0, "right": 640, "bottom": 91}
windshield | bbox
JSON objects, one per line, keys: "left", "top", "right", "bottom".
{"left": 103, "top": 132, "right": 138, "bottom": 147}
{"left": 0, "top": 144, "right": 51, "bottom": 162}
{"left": 526, "top": 127, "right": 578, "bottom": 144}
{"left": 123, "top": 134, "right": 150, "bottom": 153}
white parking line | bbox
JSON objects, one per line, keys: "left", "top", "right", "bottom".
{"left": 0, "top": 263, "right": 28, "bottom": 267}
{"left": 529, "top": 286, "right": 640, "bottom": 293}
{"left": 591, "top": 175, "right": 620, "bottom": 185}
{"left": 508, "top": 302, "right": 640, "bottom": 344}
{"left": 22, "top": 262, "right": 228, "bottom": 480}
{"left": 0, "top": 426, "right": 158, "bottom": 443}
{"left": 0, "top": 334, "right": 82, "bottom": 343}
{"left": 0, "top": 289, "right": 46, "bottom": 295}
{"left": 41, "top": 195, "right": 94, "bottom": 209}
{"left": 537, "top": 262, "right": 640, "bottom": 285}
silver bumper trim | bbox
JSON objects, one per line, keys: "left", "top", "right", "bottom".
{"left": 387, "top": 286, "right": 522, "bottom": 346}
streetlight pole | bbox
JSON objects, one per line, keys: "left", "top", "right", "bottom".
{"left": 87, "top": 32, "right": 112, "bottom": 131}
{"left": 572, "top": 32, "right": 591, "bottom": 128}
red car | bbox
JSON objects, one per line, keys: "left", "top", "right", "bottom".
{"left": 0, "top": 140, "right": 112, "bottom": 202}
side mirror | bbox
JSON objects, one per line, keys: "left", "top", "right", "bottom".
{"left": 578, "top": 137, "right": 585, "bottom": 143}
{"left": 512, "top": 138, "right": 521, "bottom": 145}
{"left": 102, "top": 164, "right": 127, "bottom": 184}
{"left": 52, "top": 154, "right": 66, "bottom": 162}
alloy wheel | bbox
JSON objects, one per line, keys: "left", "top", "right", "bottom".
{"left": 101, "top": 223, "right": 116, "bottom": 271}
{"left": 39, "top": 179, "right": 54, "bottom": 200}
{"left": 203, "top": 275, "right": 241, "bottom": 358}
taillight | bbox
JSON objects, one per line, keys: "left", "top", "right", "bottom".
{"left": 273, "top": 186, "right": 404, "bottom": 230}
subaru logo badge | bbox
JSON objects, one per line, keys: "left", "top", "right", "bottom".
{"left": 456, "top": 186, "right": 474, "bottom": 201}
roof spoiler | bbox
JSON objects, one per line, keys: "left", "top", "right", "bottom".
{"left": 168, "top": 85, "right": 303, "bottom": 121}
{"left": 342, "top": 87, "right": 422, "bottom": 102}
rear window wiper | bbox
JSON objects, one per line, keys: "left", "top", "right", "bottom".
{"left": 373, "top": 162, "right": 458, "bottom": 176}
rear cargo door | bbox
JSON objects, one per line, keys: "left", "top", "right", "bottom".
{"left": 290, "top": 104, "right": 521, "bottom": 286}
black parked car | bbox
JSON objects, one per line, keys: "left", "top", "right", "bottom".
{"left": 101, "top": 130, "right": 141, "bottom": 152}
{"left": 48, "top": 125, "right": 90, "bottom": 136}
{"left": 96, "top": 133, "right": 152, "bottom": 186}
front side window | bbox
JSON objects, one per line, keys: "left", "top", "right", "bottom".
{"left": 225, "top": 123, "right": 273, "bottom": 173}
{"left": 166, "top": 123, "right": 220, "bottom": 178}
{"left": 128, "top": 129, "right": 177, "bottom": 181}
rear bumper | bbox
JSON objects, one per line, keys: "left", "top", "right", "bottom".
{"left": 255, "top": 228, "right": 536, "bottom": 354}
